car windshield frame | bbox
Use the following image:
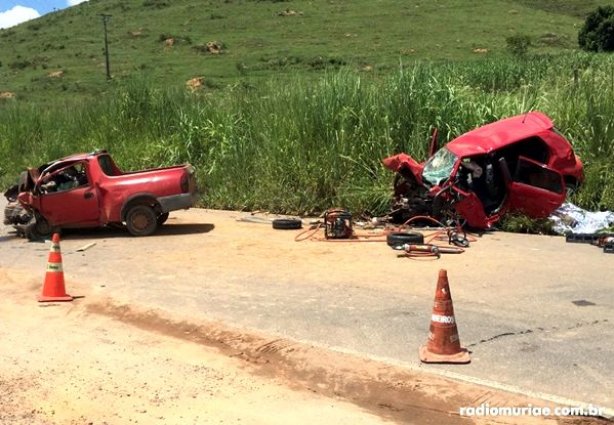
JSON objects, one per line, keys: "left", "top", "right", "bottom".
{"left": 422, "top": 147, "right": 458, "bottom": 187}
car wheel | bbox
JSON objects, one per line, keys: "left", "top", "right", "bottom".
{"left": 25, "top": 216, "right": 56, "bottom": 241}
{"left": 157, "top": 212, "right": 170, "bottom": 226}
{"left": 272, "top": 218, "right": 303, "bottom": 230}
{"left": 125, "top": 205, "right": 158, "bottom": 236}
{"left": 564, "top": 177, "right": 579, "bottom": 196}
{"left": 386, "top": 232, "right": 424, "bottom": 249}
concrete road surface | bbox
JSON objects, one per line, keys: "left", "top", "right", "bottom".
{"left": 1, "top": 203, "right": 612, "bottom": 418}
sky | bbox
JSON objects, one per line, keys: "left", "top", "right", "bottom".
{"left": 0, "top": 0, "right": 89, "bottom": 29}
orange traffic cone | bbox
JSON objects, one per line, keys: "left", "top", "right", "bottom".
{"left": 419, "top": 269, "right": 470, "bottom": 364}
{"left": 38, "top": 233, "right": 73, "bottom": 302}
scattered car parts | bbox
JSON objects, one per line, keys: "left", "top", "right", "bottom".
{"left": 565, "top": 232, "right": 614, "bottom": 254}
{"left": 272, "top": 218, "right": 303, "bottom": 230}
{"left": 386, "top": 232, "right": 424, "bottom": 248}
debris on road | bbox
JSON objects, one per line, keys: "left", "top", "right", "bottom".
{"left": 396, "top": 243, "right": 465, "bottom": 259}
{"left": 566, "top": 232, "right": 614, "bottom": 254}
{"left": 386, "top": 231, "right": 424, "bottom": 248}
{"left": 76, "top": 242, "right": 97, "bottom": 252}
{"left": 272, "top": 218, "right": 303, "bottom": 230}
{"left": 235, "top": 213, "right": 307, "bottom": 227}
{"left": 382, "top": 112, "right": 584, "bottom": 229}
{"left": 293, "top": 208, "right": 473, "bottom": 258}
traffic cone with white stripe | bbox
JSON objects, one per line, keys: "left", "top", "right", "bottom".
{"left": 38, "top": 233, "right": 73, "bottom": 302}
{"left": 419, "top": 269, "right": 470, "bottom": 364}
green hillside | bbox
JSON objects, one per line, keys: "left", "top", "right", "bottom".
{"left": 0, "top": 0, "right": 604, "bottom": 102}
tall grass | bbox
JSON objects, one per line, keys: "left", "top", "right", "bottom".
{"left": 1, "top": 53, "right": 613, "bottom": 214}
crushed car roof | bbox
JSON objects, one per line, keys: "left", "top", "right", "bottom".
{"left": 445, "top": 111, "right": 554, "bottom": 157}
{"left": 55, "top": 150, "right": 108, "bottom": 163}
{"left": 38, "top": 150, "right": 109, "bottom": 173}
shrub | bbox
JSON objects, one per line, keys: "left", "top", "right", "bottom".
{"left": 9, "top": 60, "right": 32, "bottom": 70}
{"left": 143, "top": 0, "right": 169, "bottom": 8}
{"left": 499, "top": 214, "right": 555, "bottom": 234}
{"left": 578, "top": 6, "right": 614, "bottom": 52}
{"left": 506, "top": 34, "right": 532, "bottom": 57}
{"left": 307, "top": 56, "right": 347, "bottom": 70}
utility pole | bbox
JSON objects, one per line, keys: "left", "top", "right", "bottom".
{"left": 101, "top": 14, "right": 112, "bottom": 80}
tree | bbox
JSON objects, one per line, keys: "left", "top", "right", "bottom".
{"left": 578, "top": 6, "right": 614, "bottom": 52}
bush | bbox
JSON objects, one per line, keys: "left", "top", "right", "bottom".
{"left": 506, "top": 34, "right": 532, "bottom": 57}
{"left": 143, "top": 0, "right": 169, "bottom": 8}
{"left": 578, "top": 6, "right": 614, "bottom": 52}
{"left": 499, "top": 214, "right": 555, "bottom": 234}
{"left": 9, "top": 60, "right": 32, "bottom": 70}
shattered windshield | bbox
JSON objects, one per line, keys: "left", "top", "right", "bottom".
{"left": 422, "top": 147, "right": 458, "bottom": 186}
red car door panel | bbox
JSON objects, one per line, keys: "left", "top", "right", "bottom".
{"left": 507, "top": 156, "right": 566, "bottom": 218}
{"left": 40, "top": 186, "right": 100, "bottom": 226}
{"left": 453, "top": 189, "right": 490, "bottom": 228}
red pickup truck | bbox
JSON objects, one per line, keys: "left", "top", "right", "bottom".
{"left": 4, "top": 150, "right": 198, "bottom": 239}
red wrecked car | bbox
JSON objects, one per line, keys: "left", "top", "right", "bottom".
{"left": 382, "top": 111, "right": 584, "bottom": 229}
{"left": 4, "top": 150, "right": 198, "bottom": 239}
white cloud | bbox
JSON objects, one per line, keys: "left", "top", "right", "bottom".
{"left": 67, "top": 0, "right": 89, "bottom": 5}
{"left": 0, "top": 5, "right": 40, "bottom": 29}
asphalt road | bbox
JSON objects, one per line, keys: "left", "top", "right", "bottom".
{"left": 1, "top": 201, "right": 612, "bottom": 418}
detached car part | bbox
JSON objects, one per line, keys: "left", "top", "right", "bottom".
{"left": 272, "top": 218, "right": 303, "bottom": 230}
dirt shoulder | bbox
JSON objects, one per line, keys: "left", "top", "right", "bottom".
{"left": 0, "top": 269, "right": 390, "bottom": 425}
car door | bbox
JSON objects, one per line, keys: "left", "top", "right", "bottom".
{"left": 503, "top": 156, "right": 566, "bottom": 218}
{"left": 37, "top": 163, "right": 100, "bottom": 227}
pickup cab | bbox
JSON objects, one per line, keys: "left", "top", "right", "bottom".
{"left": 4, "top": 150, "right": 198, "bottom": 239}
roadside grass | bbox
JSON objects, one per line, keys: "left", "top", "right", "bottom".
{"left": 1, "top": 53, "right": 613, "bottom": 217}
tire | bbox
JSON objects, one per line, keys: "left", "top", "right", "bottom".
{"left": 157, "top": 212, "right": 170, "bottom": 226}
{"left": 25, "top": 216, "right": 56, "bottom": 241}
{"left": 125, "top": 205, "right": 158, "bottom": 236}
{"left": 386, "top": 232, "right": 424, "bottom": 249}
{"left": 272, "top": 218, "right": 302, "bottom": 230}
{"left": 564, "top": 177, "right": 579, "bottom": 196}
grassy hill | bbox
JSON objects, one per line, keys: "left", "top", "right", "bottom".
{"left": 0, "top": 0, "right": 605, "bottom": 102}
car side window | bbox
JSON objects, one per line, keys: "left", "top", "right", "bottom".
{"left": 98, "top": 155, "right": 119, "bottom": 176}
{"left": 41, "top": 162, "right": 89, "bottom": 193}
{"left": 498, "top": 137, "right": 550, "bottom": 172}
{"left": 514, "top": 158, "right": 563, "bottom": 194}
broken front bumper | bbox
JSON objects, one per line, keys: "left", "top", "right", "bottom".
{"left": 3, "top": 202, "right": 32, "bottom": 226}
